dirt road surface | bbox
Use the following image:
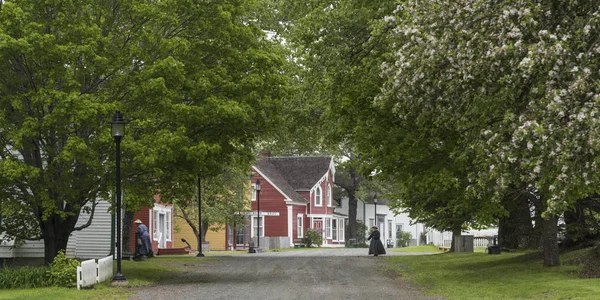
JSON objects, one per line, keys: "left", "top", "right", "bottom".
{"left": 129, "top": 249, "right": 443, "bottom": 300}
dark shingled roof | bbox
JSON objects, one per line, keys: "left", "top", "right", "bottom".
{"left": 254, "top": 156, "right": 333, "bottom": 204}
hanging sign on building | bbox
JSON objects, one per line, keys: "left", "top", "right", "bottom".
{"left": 236, "top": 211, "right": 280, "bottom": 217}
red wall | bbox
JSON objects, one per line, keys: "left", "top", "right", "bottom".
{"left": 252, "top": 175, "right": 289, "bottom": 237}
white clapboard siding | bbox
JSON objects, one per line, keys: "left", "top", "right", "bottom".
{"left": 0, "top": 237, "right": 15, "bottom": 258}
{"left": 68, "top": 199, "right": 113, "bottom": 260}
{"left": 77, "top": 259, "right": 97, "bottom": 290}
{"left": 13, "top": 240, "right": 44, "bottom": 258}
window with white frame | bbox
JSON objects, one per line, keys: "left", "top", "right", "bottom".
{"left": 153, "top": 205, "right": 172, "bottom": 245}
{"left": 332, "top": 219, "right": 337, "bottom": 240}
{"left": 326, "top": 217, "right": 332, "bottom": 239}
{"left": 396, "top": 224, "right": 404, "bottom": 234}
{"left": 339, "top": 219, "right": 345, "bottom": 241}
{"left": 252, "top": 216, "right": 263, "bottom": 237}
{"left": 315, "top": 186, "right": 322, "bottom": 206}
{"left": 369, "top": 218, "right": 375, "bottom": 228}
{"left": 388, "top": 220, "right": 393, "bottom": 239}
{"left": 251, "top": 184, "right": 257, "bottom": 201}
{"left": 327, "top": 185, "right": 332, "bottom": 206}
{"left": 297, "top": 215, "right": 303, "bottom": 238}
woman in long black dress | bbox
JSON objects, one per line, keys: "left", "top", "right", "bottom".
{"left": 367, "top": 226, "right": 386, "bottom": 256}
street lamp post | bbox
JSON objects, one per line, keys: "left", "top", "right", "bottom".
{"left": 111, "top": 111, "right": 127, "bottom": 284}
{"left": 373, "top": 194, "right": 378, "bottom": 229}
{"left": 256, "top": 179, "right": 261, "bottom": 249}
{"left": 196, "top": 175, "right": 205, "bottom": 257}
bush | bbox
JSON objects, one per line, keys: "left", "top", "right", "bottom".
{"left": 397, "top": 231, "right": 412, "bottom": 247}
{"left": 0, "top": 265, "right": 50, "bottom": 289}
{"left": 303, "top": 229, "right": 323, "bottom": 248}
{"left": 46, "top": 250, "right": 80, "bottom": 288}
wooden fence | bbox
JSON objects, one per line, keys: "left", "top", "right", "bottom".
{"left": 76, "top": 255, "right": 113, "bottom": 290}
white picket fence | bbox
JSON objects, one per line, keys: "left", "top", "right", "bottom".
{"left": 442, "top": 236, "right": 495, "bottom": 248}
{"left": 76, "top": 255, "right": 113, "bottom": 290}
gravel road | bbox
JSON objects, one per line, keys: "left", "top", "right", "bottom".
{"left": 129, "top": 249, "right": 443, "bottom": 300}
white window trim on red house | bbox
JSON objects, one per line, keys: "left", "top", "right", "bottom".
{"left": 315, "top": 186, "right": 322, "bottom": 206}
{"left": 152, "top": 204, "right": 172, "bottom": 248}
{"left": 327, "top": 184, "right": 332, "bottom": 207}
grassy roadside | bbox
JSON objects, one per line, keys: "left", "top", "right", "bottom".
{"left": 0, "top": 256, "right": 207, "bottom": 300}
{"left": 387, "top": 249, "right": 600, "bottom": 299}
{"left": 391, "top": 245, "right": 444, "bottom": 253}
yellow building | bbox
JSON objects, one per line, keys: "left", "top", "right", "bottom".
{"left": 172, "top": 182, "right": 252, "bottom": 252}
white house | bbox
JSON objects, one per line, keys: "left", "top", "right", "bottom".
{"left": 334, "top": 197, "right": 498, "bottom": 249}
{"left": 1, "top": 198, "right": 113, "bottom": 264}
{"left": 335, "top": 197, "right": 427, "bottom": 247}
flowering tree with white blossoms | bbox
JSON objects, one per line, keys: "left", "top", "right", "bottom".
{"left": 374, "top": 1, "right": 600, "bottom": 266}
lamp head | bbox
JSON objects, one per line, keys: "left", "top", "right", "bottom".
{"left": 255, "top": 179, "right": 261, "bottom": 191}
{"left": 111, "top": 111, "right": 126, "bottom": 138}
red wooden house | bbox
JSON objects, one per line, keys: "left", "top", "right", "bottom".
{"left": 129, "top": 194, "right": 174, "bottom": 255}
{"left": 242, "top": 155, "right": 344, "bottom": 248}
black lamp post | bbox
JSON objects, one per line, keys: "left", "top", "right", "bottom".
{"left": 256, "top": 179, "right": 261, "bottom": 249}
{"left": 373, "top": 194, "right": 378, "bottom": 229}
{"left": 111, "top": 111, "right": 127, "bottom": 284}
{"left": 196, "top": 175, "right": 205, "bottom": 257}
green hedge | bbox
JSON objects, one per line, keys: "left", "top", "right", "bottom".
{"left": 0, "top": 265, "right": 50, "bottom": 289}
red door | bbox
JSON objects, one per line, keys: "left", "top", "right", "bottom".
{"left": 313, "top": 219, "right": 324, "bottom": 246}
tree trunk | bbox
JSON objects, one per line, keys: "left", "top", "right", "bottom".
{"left": 449, "top": 225, "right": 462, "bottom": 252}
{"left": 122, "top": 211, "right": 135, "bottom": 253}
{"left": 347, "top": 190, "right": 358, "bottom": 243}
{"left": 542, "top": 214, "right": 560, "bottom": 267}
{"left": 499, "top": 192, "right": 537, "bottom": 249}
{"left": 40, "top": 214, "right": 78, "bottom": 265}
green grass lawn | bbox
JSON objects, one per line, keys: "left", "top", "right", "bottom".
{"left": 0, "top": 256, "right": 205, "bottom": 300}
{"left": 391, "top": 245, "right": 444, "bottom": 253}
{"left": 3, "top": 248, "right": 599, "bottom": 300}
{"left": 387, "top": 249, "right": 600, "bottom": 299}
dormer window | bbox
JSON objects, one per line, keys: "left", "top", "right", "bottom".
{"left": 315, "top": 186, "right": 322, "bottom": 206}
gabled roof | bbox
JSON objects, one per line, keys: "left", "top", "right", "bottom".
{"left": 253, "top": 156, "right": 334, "bottom": 204}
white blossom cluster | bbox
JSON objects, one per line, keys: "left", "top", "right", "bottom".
{"left": 378, "top": 0, "right": 600, "bottom": 215}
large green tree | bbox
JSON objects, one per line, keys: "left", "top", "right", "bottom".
{"left": 366, "top": 0, "right": 600, "bottom": 266}
{"left": 271, "top": 0, "right": 397, "bottom": 241}
{"left": 0, "top": 0, "right": 286, "bottom": 263}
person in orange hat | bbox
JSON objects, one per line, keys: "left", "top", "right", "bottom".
{"left": 135, "top": 219, "right": 153, "bottom": 257}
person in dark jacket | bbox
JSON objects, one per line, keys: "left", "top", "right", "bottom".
{"left": 135, "top": 219, "right": 154, "bottom": 257}
{"left": 367, "top": 226, "right": 386, "bottom": 256}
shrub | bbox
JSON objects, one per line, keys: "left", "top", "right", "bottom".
{"left": 397, "top": 231, "right": 412, "bottom": 247}
{"left": 303, "top": 229, "right": 323, "bottom": 248}
{"left": 46, "top": 250, "right": 80, "bottom": 288}
{"left": 0, "top": 266, "right": 50, "bottom": 289}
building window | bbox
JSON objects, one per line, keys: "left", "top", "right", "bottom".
{"left": 251, "top": 184, "right": 257, "bottom": 201}
{"left": 396, "top": 224, "right": 404, "bottom": 233}
{"left": 332, "top": 219, "right": 337, "bottom": 241}
{"left": 315, "top": 186, "right": 322, "bottom": 206}
{"left": 153, "top": 204, "right": 172, "bottom": 248}
{"left": 327, "top": 185, "right": 332, "bottom": 206}
{"left": 339, "top": 219, "right": 345, "bottom": 242}
{"left": 253, "top": 216, "right": 263, "bottom": 237}
{"left": 388, "top": 220, "right": 393, "bottom": 239}
{"left": 297, "top": 215, "right": 303, "bottom": 238}
{"left": 326, "top": 217, "right": 332, "bottom": 239}
{"left": 369, "top": 218, "right": 375, "bottom": 229}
